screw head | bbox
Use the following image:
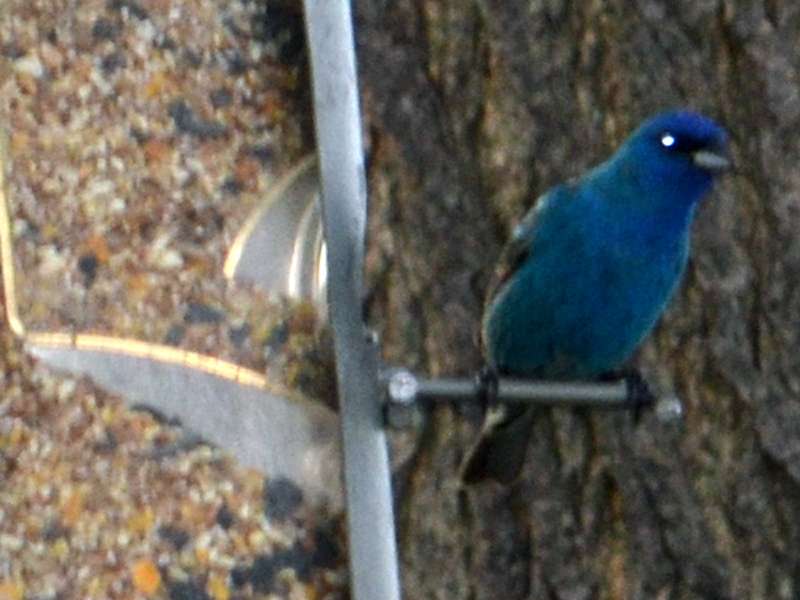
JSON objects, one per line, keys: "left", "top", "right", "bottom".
{"left": 387, "top": 370, "right": 418, "bottom": 404}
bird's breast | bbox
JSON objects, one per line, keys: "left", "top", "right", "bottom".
{"left": 484, "top": 209, "right": 690, "bottom": 378}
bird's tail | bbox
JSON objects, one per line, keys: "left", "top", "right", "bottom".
{"left": 461, "top": 405, "right": 537, "bottom": 485}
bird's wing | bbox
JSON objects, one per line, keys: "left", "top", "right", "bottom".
{"left": 479, "top": 184, "right": 575, "bottom": 357}
{"left": 483, "top": 189, "right": 554, "bottom": 305}
{"left": 478, "top": 192, "right": 546, "bottom": 355}
{"left": 483, "top": 232, "right": 529, "bottom": 305}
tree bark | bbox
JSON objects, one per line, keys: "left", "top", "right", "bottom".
{"left": 354, "top": 1, "right": 800, "bottom": 598}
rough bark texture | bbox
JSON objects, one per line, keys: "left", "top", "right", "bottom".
{"left": 352, "top": 1, "right": 800, "bottom": 599}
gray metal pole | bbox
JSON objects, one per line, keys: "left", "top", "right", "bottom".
{"left": 302, "top": 3, "right": 402, "bottom": 600}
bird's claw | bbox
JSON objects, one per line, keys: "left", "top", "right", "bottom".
{"left": 475, "top": 367, "right": 499, "bottom": 414}
{"left": 625, "top": 371, "right": 656, "bottom": 422}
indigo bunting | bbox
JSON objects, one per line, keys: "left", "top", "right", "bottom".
{"left": 462, "top": 111, "right": 730, "bottom": 484}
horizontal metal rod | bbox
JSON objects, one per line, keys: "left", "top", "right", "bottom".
{"left": 383, "top": 369, "right": 682, "bottom": 429}
{"left": 416, "top": 377, "right": 630, "bottom": 406}
{"left": 384, "top": 369, "right": 632, "bottom": 407}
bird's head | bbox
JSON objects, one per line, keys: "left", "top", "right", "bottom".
{"left": 620, "top": 110, "right": 731, "bottom": 207}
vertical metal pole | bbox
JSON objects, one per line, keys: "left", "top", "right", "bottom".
{"left": 302, "top": 2, "right": 402, "bottom": 600}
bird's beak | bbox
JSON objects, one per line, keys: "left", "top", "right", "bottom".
{"left": 692, "top": 148, "right": 732, "bottom": 173}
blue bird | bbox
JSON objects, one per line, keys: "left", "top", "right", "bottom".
{"left": 462, "top": 110, "right": 730, "bottom": 484}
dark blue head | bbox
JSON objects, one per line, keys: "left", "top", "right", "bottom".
{"left": 618, "top": 111, "right": 730, "bottom": 209}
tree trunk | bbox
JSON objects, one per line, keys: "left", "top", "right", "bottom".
{"left": 355, "top": 1, "right": 800, "bottom": 598}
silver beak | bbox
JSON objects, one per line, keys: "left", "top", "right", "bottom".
{"left": 692, "top": 149, "right": 732, "bottom": 172}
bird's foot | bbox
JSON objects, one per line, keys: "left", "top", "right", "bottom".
{"left": 475, "top": 367, "right": 499, "bottom": 414}
{"left": 624, "top": 370, "right": 656, "bottom": 422}
{"left": 600, "top": 368, "right": 656, "bottom": 422}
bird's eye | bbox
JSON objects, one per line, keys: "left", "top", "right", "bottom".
{"left": 660, "top": 133, "right": 676, "bottom": 148}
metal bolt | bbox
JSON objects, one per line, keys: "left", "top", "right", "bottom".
{"left": 384, "top": 369, "right": 422, "bottom": 429}
{"left": 654, "top": 395, "right": 684, "bottom": 423}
